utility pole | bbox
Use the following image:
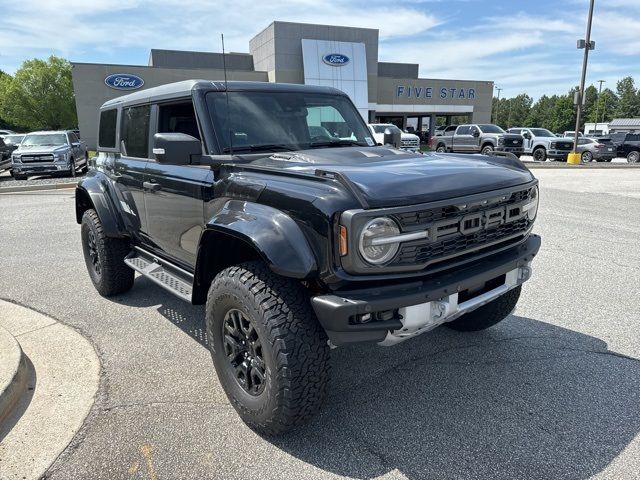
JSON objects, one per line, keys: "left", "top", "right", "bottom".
{"left": 594, "top": 79, "right": 606, "bottom": 131}
{"left": 569, "top": 0, "right": 596, "bottom": 164}
{"left": 494, "top": 87, "right": 502, "bottom": 124}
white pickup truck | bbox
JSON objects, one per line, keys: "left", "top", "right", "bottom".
{"left": 368, "top": 124, "right": 420, "bottom": 152}
{"left": 507, "top": 128, "right": 575, "bottom": 162}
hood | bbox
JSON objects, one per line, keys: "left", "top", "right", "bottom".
{"left": 401, "top": 132, "right": 419, "bottom": 140}
{"left": 15, "top": 144, "right": 67, "bottom": 154}
{"left": 250, "top": 147, "right": 534, "bottom": 208}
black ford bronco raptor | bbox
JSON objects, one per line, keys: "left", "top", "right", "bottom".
{"left": 76, "top": 80, "right": 541, "bottom": 434}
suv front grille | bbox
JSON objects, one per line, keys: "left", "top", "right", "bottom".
{"left": 390, "top": 186, "right": 534, "bottom": 269}
{"left": 554, "top": 141, "right": 573, "bottom": 151}
{"left": 20, "top": 154, "right": 55, "bottom": 163}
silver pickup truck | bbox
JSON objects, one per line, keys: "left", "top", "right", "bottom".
{"left": 11, "top": 130, "right": 88, "bottom": 180}
{"left": 430, "top": 124, "right": 524, "bottom": 156}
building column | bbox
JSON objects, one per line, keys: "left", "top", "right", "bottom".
{"left": 429, "top": 114, "right": 436, "bottom": 138}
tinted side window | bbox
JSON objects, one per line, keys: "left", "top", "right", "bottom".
{"left": 157, "top": 102, "right": 200, "bottom": 140}
{"left": 98, "top": 109, "right": 117, "bottom": 148}
{"left": 121, "top": 105, "right": 150, "bottom": 158}
{"left": 457, "top": 126, "right": 471, "bottom": 135}
{"left": 68, "top": 132, "right": 78, "bottom": 143}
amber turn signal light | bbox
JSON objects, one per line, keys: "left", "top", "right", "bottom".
{"left": 339, "top": 226, "right": 348, "bottom": 256}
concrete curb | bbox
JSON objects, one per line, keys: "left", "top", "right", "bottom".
{"left": 0, "top": 300, "right": 100, "bottom": 480}
{"left": 0, "top": 326, "right": 28, "bottom": 426}
{"left": 525, "top": 162, "right": 639, "bottom": 169}
{"left": 0, "top": 182, "right": 78, "bottom": 194}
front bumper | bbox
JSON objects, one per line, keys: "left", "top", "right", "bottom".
{"left": 11, "top": 163, "right": 68, "bottom": 175}
{"left": 548, "top": 150, "right": 571, "bottom": 159}
{"left": 496, "top": 146, "right": 524, "bottom": 154}
{"left": 311, "top": 234, "right": 541, "bottom": 345}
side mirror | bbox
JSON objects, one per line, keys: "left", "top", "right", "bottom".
{"left": 383, "top": 128, "right": 402, "bottom": 148}
{"left": 472, "top": 130, "right": 480, "bottom": 138}
{"left": 523, "top": 132, "right": 531, "bottom": 139}
{"left": 152, "top": 133, "right": 201, "bottom": 165}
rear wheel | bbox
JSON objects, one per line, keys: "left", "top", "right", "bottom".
{"left": 435, "top": 144, "right": 446, "bottom": 153}
{"left": 445, "top": 286, "right": 521, "bottom": 332}
{"left": 627, "top": 151, "right": 640, "bottom": 163}
{"left": 532, "top": 147, "right": 547, "bottom": 162}
{"left": 81, "top": 209, "right": 134, "bottom": 296}
{"left": 206, "top": 261, "right": 330, "bottom": 435}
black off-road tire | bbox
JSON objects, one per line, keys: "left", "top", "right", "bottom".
{"left": 627, "top": 150, "right": 640, "bottom": 163}
{"left": 81, "top": 209, "right": 134, "bottom": 297}
{"left": 206, "top": 261, "right": 330, "bottom": 435}
{"left": 436, "top": 144, "right": 446, "bottom": 153}
{"left": 445, "top": 285, "right": 521, "bottom": 332}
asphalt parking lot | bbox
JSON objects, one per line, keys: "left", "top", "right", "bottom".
{"left": 0, "top": 169, "right": 639, "bottom": 479}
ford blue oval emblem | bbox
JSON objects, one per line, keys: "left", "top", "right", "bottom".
{"left": 322, "top": 53, "right": 350, "bottom": 66}
{"left": 104, "top": 74, "right": 145, "bottom": 90}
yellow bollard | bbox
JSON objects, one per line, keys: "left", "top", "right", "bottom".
{"left": 567, "top": 152, "right": 582, "bottom": 165}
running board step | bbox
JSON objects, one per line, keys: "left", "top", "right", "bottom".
{"left": 124, "top": 252, "right": 193, "bottom": 302}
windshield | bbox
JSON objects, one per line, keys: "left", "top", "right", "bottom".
{"left": 530, "top": 128, "right": 555, "bottom": 137}
{"left": 21, "top": 133, "right": 67, "bottom": 147}
{"left": 477, "top": 124, "right": 505, "bottom": 134}
{"left": 206, "top": 91, "right": 372, "bottom": 153}
{"left": 4, "top": 135, "right": 24, "bottom": 144}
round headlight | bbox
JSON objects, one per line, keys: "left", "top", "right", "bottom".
{"left": 524, "top": 186, "right": 539, "bottom": 220}
{"left": 358, "top": 217, "right": 401, "bottom": 265}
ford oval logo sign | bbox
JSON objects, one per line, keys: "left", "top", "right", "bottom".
{"left": 104, "top": 74, "right": 144, "bottom": 90}
{"left": 322, "top": 53, "right": 350, "bottom": 66}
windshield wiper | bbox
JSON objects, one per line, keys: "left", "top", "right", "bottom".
{"left": 308, "top": 139, "right": 367, "bottom": 148}
{"left": 222, "top": 144, "right": 297, "bottom": 153}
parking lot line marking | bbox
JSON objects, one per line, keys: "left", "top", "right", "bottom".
{"left": 140, "top": 445, "right": 158, "bottom": 480}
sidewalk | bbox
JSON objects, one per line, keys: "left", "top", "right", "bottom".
{"left": 0, "top": 300, "right": 100, "bottom": 480}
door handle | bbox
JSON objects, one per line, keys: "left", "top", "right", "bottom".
{"left": 143, "top": 181, "right": 161, "bottom": 192}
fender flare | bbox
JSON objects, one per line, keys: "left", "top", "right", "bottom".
{"left": 201, "top": 200, "right": 317, "bottom": 279}
{"left": 75, "top": 174, "right": 126, "bottom": 238}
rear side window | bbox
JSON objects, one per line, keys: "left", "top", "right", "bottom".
{"left": 98, "top": 109, "right": 117, "bottom": 148}
{"left": 121, "top": 105, "right": 151, "bottom": 158}
{"left": 456, "top": 126, "right": 471, "bottom": 135}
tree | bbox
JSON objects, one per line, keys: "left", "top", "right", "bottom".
{"left": 550, "top": 93, "right": 575, "bottom": 133}
{"left": 525, "top": 95, "right": 557, "bottom": 130}
{"left": 0, "top": 56, "right": 77, "bottom": 130}
{"left": 614, "top": 76, "right": 640, "bottom": 118}
{"left": 582, "top": 84, "right": 598, "bottom": 127}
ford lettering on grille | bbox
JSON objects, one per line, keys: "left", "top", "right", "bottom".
{"left": 429, "top": 202, "right": 526, "bottom": 242}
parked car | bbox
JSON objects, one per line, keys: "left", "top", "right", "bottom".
{"left": 562, "top": 131, "right": 584, "bottom": 138}
{"left": 576, "top": 137, "right": 616, "bottom": 163}
{"left": 0, "top": 129, "right": 16, "bottom": 137}
{"left": 2, "top": 134, "right": 24, "bottom": 154}
{"left": 76, "top": 80, "right": 540, "bottom": 434}
{"left": 605, "top": 132, "right": 640, "bottom": 163}
{"left": 429, "top": 123, "right": 524, "bottom": 156}
{"left": 11, "top": 130, "right": 88, "bottom": 180}
{"left": 507, "top": 127, "right": 574, "bottom": 162}
{"left": 0, "top": 138, "right": 12, "bottom": 173}
{"left": 368, "top": 123, "right": 420, "bottom": 152}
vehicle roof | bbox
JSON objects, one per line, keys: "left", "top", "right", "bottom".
{"left": 100, "top": 80, "right": 348, "bottom": 110}
{"left": 23, "top": 130, "right": 71, "bottom": 135}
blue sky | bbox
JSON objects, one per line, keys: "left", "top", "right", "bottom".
{"left": 0, "top": 0, "right": 638, "bottom": 99}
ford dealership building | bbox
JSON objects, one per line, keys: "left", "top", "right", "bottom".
{"left": 71, "top": 21, "right": 494, "bottom": 149}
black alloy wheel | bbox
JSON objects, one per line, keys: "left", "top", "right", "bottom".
{"left": 222, "top": 308, "right": 266, "bottom": 396}
{"left": 533, "top": 147, "right": 547, "bottom": 162}
{"left": 86, "top": 229, "right": 101, "bottom": 277}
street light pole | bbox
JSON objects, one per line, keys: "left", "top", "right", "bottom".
{"left": 494, "top": 87, "right": 502, "bottom": 124}
{"left": 594, "top": 79, "right": 605, "bottom": 132}
{"left": 569, "top": 0, "right": 596, "bottom": 164}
